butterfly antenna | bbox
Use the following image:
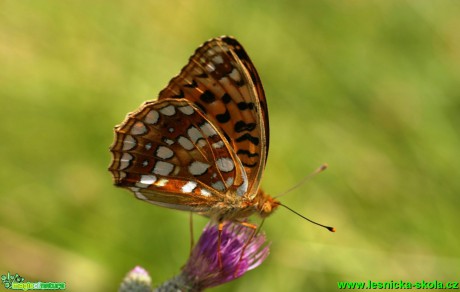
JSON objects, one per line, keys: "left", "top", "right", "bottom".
{"left": 279, "top": 203, "right": 336, "bottom": 232}
{"left": 274, "top": 163, "right": 328, "bottom": 199}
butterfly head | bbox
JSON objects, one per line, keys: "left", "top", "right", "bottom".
{"left": 254, "top": 189, "right": 280, "bottom": 218}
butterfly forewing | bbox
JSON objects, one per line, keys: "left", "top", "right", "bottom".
{"left": 109, "top": 98, "right": 250, "bottom": 211}
{"left": 158, "top": 37, "right": 268, "bottom": 196}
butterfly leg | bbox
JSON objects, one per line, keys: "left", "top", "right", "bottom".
{"left": 239, "top": 221, "right": 258, "bottom": 230}
{"left": 234, "top": 220, "right": 264, "bottom": 277}
{"left": 217, "top": 221, "right": 224, "bottom": 270}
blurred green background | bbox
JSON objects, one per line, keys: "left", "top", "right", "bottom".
{"left": 1, "top": 1, "right": 459, "bottom": 291}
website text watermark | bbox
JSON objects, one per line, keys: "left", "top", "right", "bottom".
{"left": 338, "top": 280, "right": 458, "bottom": 290}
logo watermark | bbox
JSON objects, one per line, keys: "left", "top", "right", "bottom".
{"left": 1, "top": 272, "right": 66, "bottom": 290}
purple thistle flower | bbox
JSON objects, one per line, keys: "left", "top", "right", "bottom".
{"left": 156, "top": 222, "right": 270, "bottom": 291}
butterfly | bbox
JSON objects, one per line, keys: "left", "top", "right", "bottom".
{"left": 109, "top": 36, "right": 280, "bottom": 226}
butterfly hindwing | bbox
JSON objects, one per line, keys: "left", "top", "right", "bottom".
{"left": 109, "top": 99, "right": 249, "bottom": 210}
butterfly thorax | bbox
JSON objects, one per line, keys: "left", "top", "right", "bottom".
{"left": 205, "top": 188, "right": 280, "bottom": 222}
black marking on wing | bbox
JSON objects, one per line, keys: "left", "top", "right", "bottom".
{"left": 237, "top": 102, "right": 255, "bottom": 110}
{"left": 222, "top": 93, "right": 231, "bottom": 104}
{"left": 242, "top": 161, "right": 258, "bottom": 168}
{"left": 235, "top": 133, "right": 259, "bottom": 145}
{"left": 249, "top": 70, "right": 259, "bottom": 86}
{"left": 223, "top": 37, "right": 245, "bottom": 59}
{"left": 234, "top": 121, "right": 256, "bottom": 133}
{"left": 195, "top": 72, "right": 208, "bottom": 78}
{"left": 235, "top": 79, "right": 245, "bottom": 87}
{"left": 173, "top": 89, "right": 185, "bottom": 98}
{"left": 184, "top": 79, "right": 198, "bottom": 88}
{"left": 200, "top": 90, "right": 216, "bottom": 104}
{"left": 216, "top": 109, "right": 231, "bottom": 123}
{"left": 223, "top": 132, "right": 231, "bottom": 144}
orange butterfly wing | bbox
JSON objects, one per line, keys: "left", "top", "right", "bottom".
{"left": 109, "top": 36, "right": 269, "bottom": 215}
